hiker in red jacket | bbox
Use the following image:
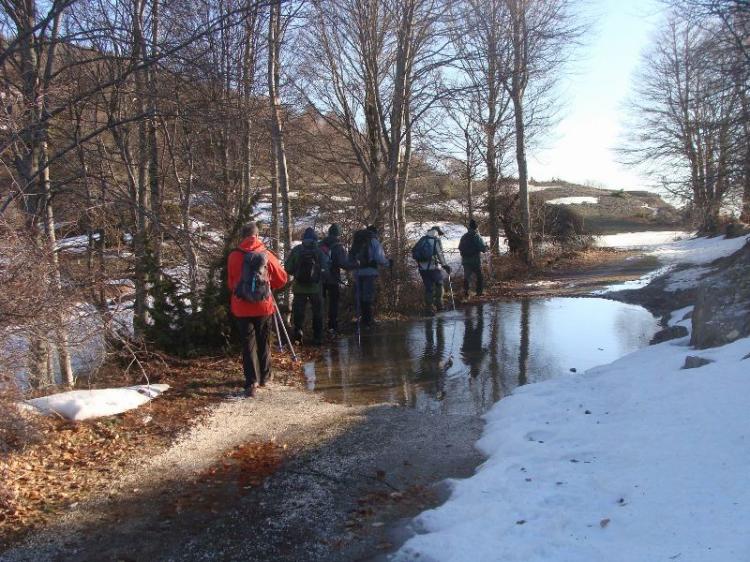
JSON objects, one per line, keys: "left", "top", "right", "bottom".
{"left": 227, "top": 222, "right": 288, "bottom": 398}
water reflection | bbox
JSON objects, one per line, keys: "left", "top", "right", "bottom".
{"left": 309, "top": 297, "right": 658, "bottom": 415}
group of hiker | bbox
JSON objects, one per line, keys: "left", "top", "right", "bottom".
{"left": 226, "top": 219, "right": 488, "bottom": 398}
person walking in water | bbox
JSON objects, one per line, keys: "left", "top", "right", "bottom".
{"left": 458, "top": 219, "right": 488, "bottom": 297}
{"left": 320, "top": 223, "right": 349, "bottom": 336}
{"left": 412, "top": 225, "right": 451, "bottom": 315}
{"left": 285, "top": 227, "right": 330, "bottom": 345}
{"left": 227, "top": 222, "right": 288, "bottom": 398}
{"left": 349, "top": 225, "right": 391, "bottom": 329}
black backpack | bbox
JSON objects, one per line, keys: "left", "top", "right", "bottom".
{"left": 349, "top": 229, "right": 374, "bottom": 268}
{"left": 295, "top": 245, "right": 321, "bottom": 284}
{"left": 234, "top": 249, "right": 271, "bottom": 302}
{"left": 458, "top": 232, "right": 481, "bottom": 258}
{"left": 411, "top": 236, "right": 436, "bottom": 262}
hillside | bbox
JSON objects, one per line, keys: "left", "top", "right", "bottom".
{"left": 529, "top": 182, "right": 684, "bottom": 234}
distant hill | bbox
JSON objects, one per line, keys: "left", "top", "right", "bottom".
{"left": 529, "top": 182, "right": 683, "bottom": 234}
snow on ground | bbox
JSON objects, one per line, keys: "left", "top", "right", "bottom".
{"left": 26, "top": 384, "right": 169, "bottom": 421}
{"left": 546, "top": 196, "right": 599, "bottom": 205}
{"left": 395, "top": 325, "right": 750, "bottom": 562}
{"left": 595, "top": 231, "right": 689, "bottom": 250}
{"left": 648, "top": 234, "right": 749, "bottom": 265}
{"left": 598, "top": 234, "right": 749, "bottom": 294}
{"left": 55, "top": 233, "right": 102, "bottom": 254}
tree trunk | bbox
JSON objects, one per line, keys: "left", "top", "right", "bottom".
{"left": 512, "top": 92, "right": 532, "bottom": 263}
{"left": 41, "top": 140, "right": 75, "bottom": 386}
{"left": 465, "top": 129, "right": 474, "bottom": 221}
{"left": 268, "top": 0, "right": 292, "bottom": 265}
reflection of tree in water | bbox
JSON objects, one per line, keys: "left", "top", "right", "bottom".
{"left": 461, "top": 305, "right": 485, "bottom": 379}
{"left": 519, "top": 298, "right": 530, "bottom": 386}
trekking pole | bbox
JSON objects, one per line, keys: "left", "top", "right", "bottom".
{"left": 354, "top": 275, "right": 361, "bottom": 347}
{"left": 272, "top": 307, "right": 284, "bottom": 353}
{"left": 272, "top": 295, "right": 298, "bottom": 362}
{"left": 447, "top": 273, "right": 457, "bottom": 312}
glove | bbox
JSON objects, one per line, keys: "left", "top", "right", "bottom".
{"left": 443, "top": 265, "right": 452, "bottom": 275}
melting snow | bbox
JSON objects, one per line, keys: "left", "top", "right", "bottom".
{"left": 395, "top": 327, "right": 750, "bottom": 562}
{"left": 26, "top": 384, "right": 169, "bottom": 421}
{"left": 546, "top": 196, "right": 599, "bottom": 205}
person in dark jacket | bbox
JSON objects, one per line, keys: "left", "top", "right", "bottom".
{"left": 227, "top": 222, "right": 288, "bottom": 397}
{"left": 284, "top": 227, "right": 330, "bottom": 345}
{"left": 321, "top": 223, "right": 350, "bottom": 335}
{"left": 458, "top": 219, "right": 488, "bottom": 297}
{"left": 413, "top": 226, "right": 451, "bottom": 315}
{"left": 351, "top": 225, "right": 391, "bottom": 328}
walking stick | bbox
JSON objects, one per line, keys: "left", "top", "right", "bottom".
{"left": 354, "top": 274, "right": 362, "bottom": 347}
{"left": 272, "top": 295, "right": 298, "bottom": 362}
{"left": 272, "top": 307, "right": 284, "bottom": 353}
{"left": 447, "top": 272, "right": 457, "bottom": 312}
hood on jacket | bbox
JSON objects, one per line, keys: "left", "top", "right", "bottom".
{"left": 303, "top": 227, "right": 317, "bottom": 241}
{"left": 238, "top": 236, "right": 265, "bottom": 252}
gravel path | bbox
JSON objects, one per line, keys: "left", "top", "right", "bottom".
{"left": 1, "top": 384, "right": 484, "bottom": 562}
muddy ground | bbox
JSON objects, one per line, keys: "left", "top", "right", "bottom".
{"left": 1, "top": 247, "right": 661, "bottom": 562}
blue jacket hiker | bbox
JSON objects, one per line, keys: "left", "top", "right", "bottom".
{"left": 349, "top": 225, "right": 391, "bottom": 328}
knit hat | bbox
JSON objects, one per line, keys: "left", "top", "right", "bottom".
{"left": 430, "top": 225, "right": 445, "bottom": 236}
{"left": 366, "top": 225, "right": 378, "bottom": 235}
{"left": 468, "top": 219, "right": 478, "bottom": 230}
{"left": 328, "top": 223, "right": 342, "bottom": 237}
{"left": 303, "top": 227, "right": 317, "bottom": 241}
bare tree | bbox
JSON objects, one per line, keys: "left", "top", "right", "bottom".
{"left": 623, "top": 12, "right": 741, "bottom": 232}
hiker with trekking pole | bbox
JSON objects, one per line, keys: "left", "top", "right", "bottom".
{"left": 227, "top": 222, "right": 289, "bottom": 398}
{"left": 412, "top": 226, "right": 452, "bottom": 316}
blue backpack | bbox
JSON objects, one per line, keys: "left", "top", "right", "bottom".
{"left": 411, "top": 236, "right": 435, "bottom": 262}
{"left": 234, "top": 249, "right": 271, "bottom": 302}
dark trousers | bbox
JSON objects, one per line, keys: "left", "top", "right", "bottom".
{"left": 354, "top": 275, "right": 377, "bottom": 326}
{"left": 237, "top": 315, "right": 272, "bottom": 389}
{"left": 419, "top": 268, "right": 445, "bottom": 308}
{"left": 292, "top": 292, "right": 323, "bottom": 340}
{"left": 323, "top": 283, "right": 340, "bottom": 331}
{"left": 463, "top": 263, "right": 483, "bottom": 295}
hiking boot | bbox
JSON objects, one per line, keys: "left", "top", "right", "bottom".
{"left": 259, "top": 373, "right": 273, "bottom": 387}
{"left": 243, "top": 386, "right": 256, "bottom": 398}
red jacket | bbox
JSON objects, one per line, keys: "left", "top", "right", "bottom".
{"left": 227, "top": 237, "right": 288, "bottom": 317}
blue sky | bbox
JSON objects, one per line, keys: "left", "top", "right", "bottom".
{"left": 529, "top": 0, "right": 665, "bottom": 190}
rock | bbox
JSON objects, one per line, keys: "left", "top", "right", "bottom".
{"left": 724, "top": 222, "right": 750, "bottom": 239}
{"left": 569, "top": 368, "right": 577, "bottom": 373}
{"left": 650, "top": 325, "right": 689, "bottom": 344}
{"left": 691, "top": 241, "right": 750, "bottom": 349}
{"left": 682, "top": 356, "right": 713, "bottom": 369}
{"left": 681, "top": 310, "right": 693, "bottom": 321}
{"left": 743, "top": 352, "right": 750, "bottom": 361}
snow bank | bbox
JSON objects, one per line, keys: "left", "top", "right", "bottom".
{"left": 56, "top": 233, "right": 102, "bottom": 254}
{"left": 395, "top": 326, "right": 750, "bottom": 562}
{"left": 595, "top": 230, "right": 689, "bottom": 249}
{"left": 546, "top": 196, "right": 598, "bottom": 205}
{"left": 26, "top": 384, "right": 169, "bottom": 421}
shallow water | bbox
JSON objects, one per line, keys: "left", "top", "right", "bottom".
{"left": 306, "top": 297, "right": 658, "bottom": 415}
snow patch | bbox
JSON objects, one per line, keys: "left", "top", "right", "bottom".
{"left": 546, "top": 196, "right": 599, "bottom": 205}
{"left": 26, "top": 384, "right": 169, "bottom": 421}
{"left": 396, "top": 330, "right": 750, "bottom": 562}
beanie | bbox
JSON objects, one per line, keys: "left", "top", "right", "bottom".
{"left": 303, "top": 227, "right": 317, "bottom": 241}
{"left": 469, "top": 219, "right": 478, "bottom": 230}
{"left": 328, "top": 223, "right": 342, "bottom": 237}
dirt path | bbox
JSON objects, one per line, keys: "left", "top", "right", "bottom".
{"left": 1, "top": 386, "right": 483, "bottom": 562}
{"left": 488, "top": 249, "right": 661, "bottom": 299}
